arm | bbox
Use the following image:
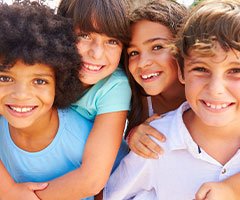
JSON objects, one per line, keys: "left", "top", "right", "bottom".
{"left": 0, "top": 161, "right": 47, "bottom": 200}
{"left": 195, "top": 173, "right": 240, "bottom": 200}
{"left": 36, "top": 111, "right": 127, "bottom": 200}
{"left": 128, "top": 114, "right": 166, "bottom": 159}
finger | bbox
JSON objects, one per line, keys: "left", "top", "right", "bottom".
{"left": 145, "top": 114, "right": 161, "bottom": 123}
{"left": 25, "top": 182, "right": 48, "bottom": 191}
{"left": 141, "top": 134, "right": 163, "bottom": 155}
{"left": 135, "top": 140, "right": 159, "bottom": 159}
{"left": 195, "top": 184, "right": 211, "bottom": 200}
{"left": 145, "top": 125, "right": 166, "bottom": 142}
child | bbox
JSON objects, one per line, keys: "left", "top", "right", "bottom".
{"left": 0, "top": 1, "right": 93, "bottom": 200}
{"left": 125, "top": 0, "right": 186, "bottom": 158}
{"left": 104, "top": 0, "right": 240, "bottom": 199}
{"left": 33, "top": 0, "right": 131, "bottom": 199}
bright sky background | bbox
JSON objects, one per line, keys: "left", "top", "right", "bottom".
{"left": 177, "top": 0, "right": 195, "bottom": 7}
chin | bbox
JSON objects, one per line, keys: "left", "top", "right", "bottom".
{"left": 144, "top": 89, "right": 161, "bottom": 96}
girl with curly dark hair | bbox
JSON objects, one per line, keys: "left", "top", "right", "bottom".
{"left": 0, "top": 1, "right": 93, "bottom": 199}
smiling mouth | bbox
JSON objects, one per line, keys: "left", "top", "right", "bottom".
{"left": 82, "top": 63, "right": 103, "bottom": 71}
{"left": 8, "top": 105, "right": 37, "bottom": 113}
{"left": 141, "top": 72, "right": 160, "bottom": 80}
{"left": 202, "top": 100, "right": 233, "bottom": 110}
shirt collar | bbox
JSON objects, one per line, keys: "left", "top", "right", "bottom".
{"left": 166, "top": 102, "right": 202, "bottom": 157}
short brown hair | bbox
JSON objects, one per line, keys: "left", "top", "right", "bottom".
{"left": 178, "top": 0, "right": 240, "bottom": 73}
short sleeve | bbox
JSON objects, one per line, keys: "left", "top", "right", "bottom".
{"left": 96, "top": 76, "right": 131, "bottom": 115}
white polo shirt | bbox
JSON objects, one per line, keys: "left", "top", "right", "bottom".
{"left": 104, "top": 102, "right": 240, "bottom": 200}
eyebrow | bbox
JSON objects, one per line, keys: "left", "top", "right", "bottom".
{"left": 187, "top": 60, "right": 240, "bottom": 66}
{"left": 128, "top": 37, "right": 169, "bottom": 48}
{"left": 33, "top": 73, "right": 54, "bottom": 78}
{"left": 0, "top": 68, "right": 9, "bottom": 72}
{"left": 143, "top": 37, "right": 169, "bottom": 45}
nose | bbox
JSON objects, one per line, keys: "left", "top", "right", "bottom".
{"left": 88, "top": 40, "right": 104, "bottom": 60}
{"left": 207, "top": 75, "right": 225, "bottom": 96}
{"left": 10, "top": 82, "right": 32, "bottom": 100}
{"left": 138, "top": 52, "right": 153, "bottom": 69}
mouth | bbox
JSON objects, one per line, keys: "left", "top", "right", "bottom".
{"left": 7, "top": 105, "right": 37, "bottom": 113}
{"left": 201, "top": 100, "right": 234, "bottom": 110}
{"left": 141, "top": 72, "right": 161, "bottom": 80}
{"left": 82, "top": 63, "right": 104, "bottom": 72}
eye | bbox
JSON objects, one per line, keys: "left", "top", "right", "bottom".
{"left": 228, "top": 68, "right": 240, "bottom": 74}
{"left": 0, "top": 75, "right": 12, "bottom": 82}
{"left": 77, "top": 33, "right": 91, "bottom": 40}
{"left": 128, "top": 51, "right": 139, "bottom": 57}
{"left": 192, "top": 67, "right": 208, "bottom": 72}
{"left": 33, "top": 79, "right": 48, "bottom": 85}
{"left": 153, "top": 45, "right": 163, "bottom": 51}
{"left": 107, "top": 39, "right": 120, "bottom": 46}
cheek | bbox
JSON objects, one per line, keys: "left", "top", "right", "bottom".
{"left": 184, "top": 78, "right": 201, "bottom": 99}
{"left": 164, "top": 59, "right": 178, "bottom": 79}
{"left": 128, "top": 63, "right": 139, "bottom": 81}
{"left": 76, "top": 41, "right": 87, "bottom": 55}
{"left": 111, "top": 50, "right": 122, "bottom": 64}
{"left": 228, "top": 81, "right": 240, "bottom": 98}
{"left": 43, "top": 87, "right": 55, "bottom": 105}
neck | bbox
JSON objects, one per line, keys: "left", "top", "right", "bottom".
{"left": 152, "top": 82, "right": 185, "bottom": 115}
{"left": 9, "top": 108, "right": 59, "bottom": 152}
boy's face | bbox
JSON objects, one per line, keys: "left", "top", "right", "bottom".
{"left": 75, "top": 30, "right": 123, "bottom": 87}
{"left": 0, "top": 60, "right": 55, "bottom": 129}
{"left": 181, "top": 42, "right": 240, "bottom": 127}
{"left": 127, "top": 20, "right": 179, "bottom": 96}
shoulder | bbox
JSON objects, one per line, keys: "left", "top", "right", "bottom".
{"left": 150, "top": 109, "right": 177, "bottom": 135}
{"left": 0, "top": 115, "right": 7, "bottom": 128}
{"left": 109, "top": 67, "right": 129, "bottom": 81}
{"left": 149, "top": 103, "right": 188, "bottom": 151}
{"left": 101, "top": 68, "right": 130, "bottom": 90}
{"left": 0, "top": 115, "right": 6, "bottom": 133}
{"left": 58, "top": 108, "right": 93, "bottom": 135}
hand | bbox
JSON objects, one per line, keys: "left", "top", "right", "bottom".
{"left": 195, "top": 181, "right": 236, "bottom": 200}
{"left": 1, "top": 182, "right": 48, "bottom": 200}
{"left": 128, "top": 114, "right": 166, "bottom": 159}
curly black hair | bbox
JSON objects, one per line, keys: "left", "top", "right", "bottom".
{"left": 0, "top": 0, "right": 83, "bottom": 108}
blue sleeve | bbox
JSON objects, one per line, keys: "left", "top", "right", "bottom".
{"left": 97, "top": 76, "right": 131, "bottom": 115}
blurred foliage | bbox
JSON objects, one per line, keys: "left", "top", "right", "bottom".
{"left": 191, "top": 0, "right": 204, "bottom": 6}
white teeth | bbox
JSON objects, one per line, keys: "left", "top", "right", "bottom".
{"left": 84, "top": 64, "right": 102, "bottom": 71}
{"left": 10, "top": 106, "right": 34, "bottom": 113}
{"left": 141, "top": 72, "right": 160, "bottom": 80}
{"left": 222, "top": 104, "right": 227, "bottom": 108}
{"left": 205, "top": 102, "right": 229, "bottom": 110}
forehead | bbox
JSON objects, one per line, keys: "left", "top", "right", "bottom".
{"left": 186, "top": 43, "right": 240, "bottom": 66}
{"left": 129, "top": 20, "right": 173, "bottom": 46}
{"left": 5, "top": 60, "right": 55, "bottom": 75}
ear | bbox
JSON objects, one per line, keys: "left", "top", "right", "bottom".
{"left": 177, "top": 64, "right": 185, "bottom": 84}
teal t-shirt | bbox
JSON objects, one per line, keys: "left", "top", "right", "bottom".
{"left": 71, "top": 67, "right": 131, "bottom": 121}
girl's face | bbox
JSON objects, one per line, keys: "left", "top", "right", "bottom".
{"left": 127, "top": 20, "right": 179, "bottom": 96}
{"left": 0, "top": 60, "right": 55, "bottom": 129}
{"left": 76, "top": 30, "right": 123, "bottom": 87}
